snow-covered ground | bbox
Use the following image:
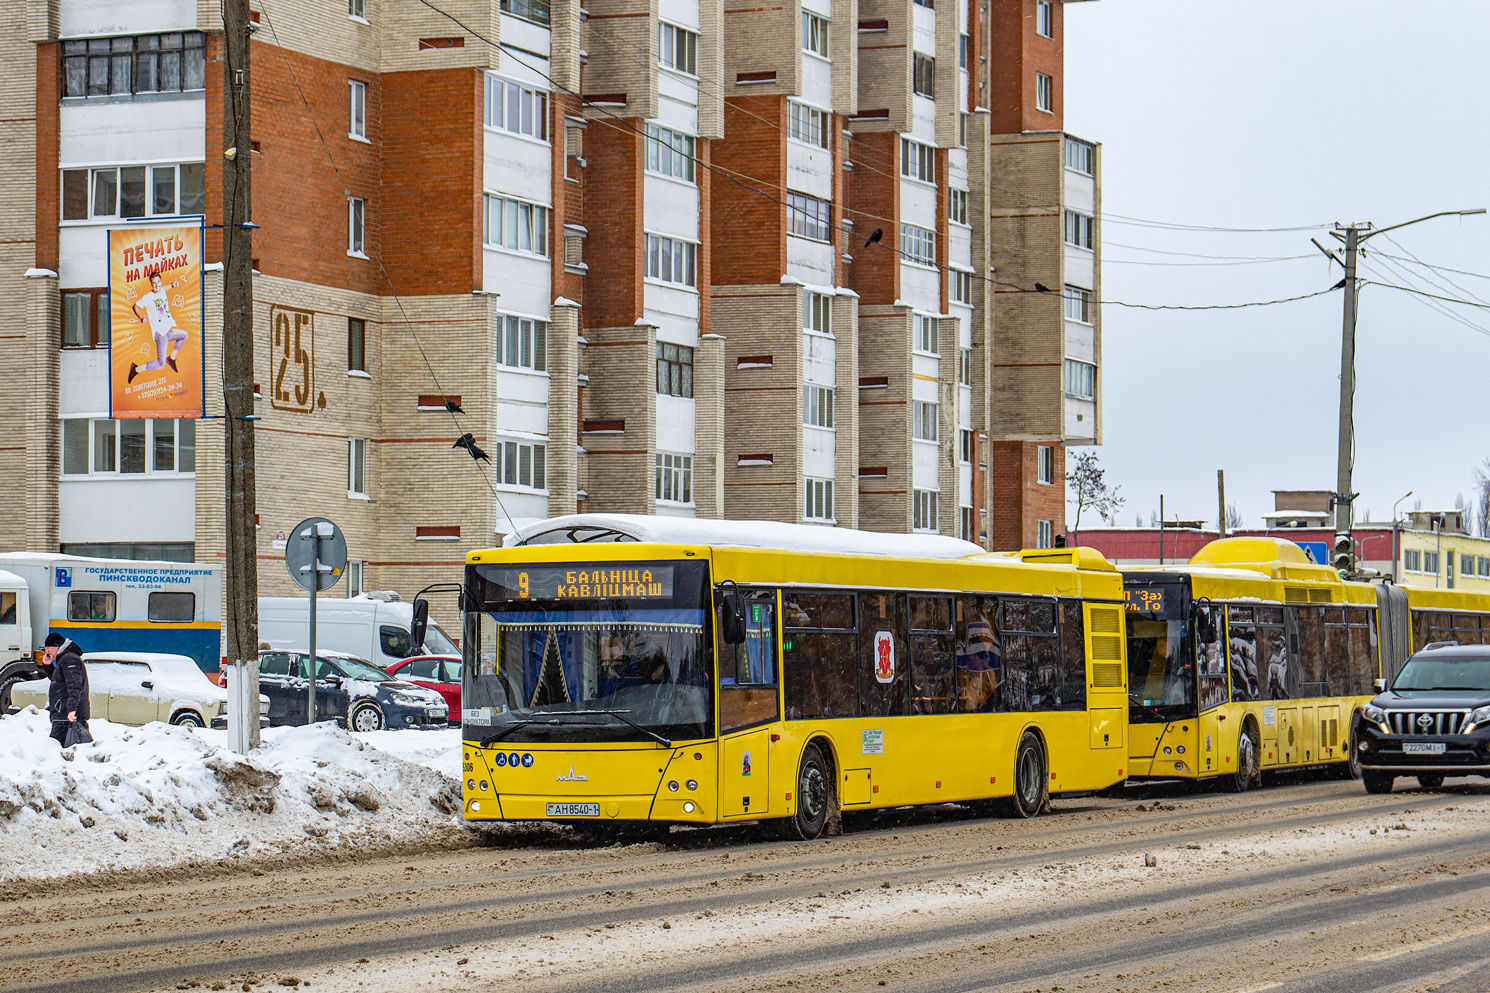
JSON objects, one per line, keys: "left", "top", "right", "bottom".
{"left": 0, "top": 707, "right": 467, "bottom": 886}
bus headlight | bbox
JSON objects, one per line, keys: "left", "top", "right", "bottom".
{"left": 668, "top": 781, "right": 679, "bottom": 792}
{"left": 686, "top": 780, "right": 698, "bottom": 791}
{"left": 467, "top": 779, "right": 476, "bottom": 791}
{"left": 683, "top": 801, "right": 696, "bottom": 813}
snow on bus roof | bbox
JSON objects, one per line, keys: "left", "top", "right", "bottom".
{"left": 505, "top": 514, "right": 987, "bottom": 560}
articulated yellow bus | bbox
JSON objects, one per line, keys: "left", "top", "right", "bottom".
{"left": 457, "top": 515, "right": 1129, "bottom": 839}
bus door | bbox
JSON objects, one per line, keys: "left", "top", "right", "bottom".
{"left": 717, "top": 589, "right": 778, "bottom": 819}
{"left": 1194, "top": 601, "right": 1227, "bottom": 775}
{"left": 1084, "top": 602, "right": 1126, "bottom": 751}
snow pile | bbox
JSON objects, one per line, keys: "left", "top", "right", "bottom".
{"left": 0, "top": 708, "right": 468, "bottom": 886}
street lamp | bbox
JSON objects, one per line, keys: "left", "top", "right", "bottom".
{"left": 1391, "top": 490, "right": 1413, "bottom": 583}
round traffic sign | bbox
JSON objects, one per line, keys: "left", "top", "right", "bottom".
{"left": 284, "top": 516, "right": 348, "bottom": 593}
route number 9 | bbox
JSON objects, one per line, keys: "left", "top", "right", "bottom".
{"left": 518, "top": 572, "right": 529, "bottom": 598}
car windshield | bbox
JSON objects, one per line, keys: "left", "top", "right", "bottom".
{"left": 423, "top": 622, "right": 458, "bottom": 655}
{"left": 326, "top": 656, "right": 394, "bottom": 682}
{"left": 1392, "top": 655, "right": 1490, "bottom": 693}
{"left": 463, "top": 561, "right": 714, "bottom": 743}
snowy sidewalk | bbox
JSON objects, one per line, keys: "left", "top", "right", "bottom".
{"left": 0, "top": 708, "right": 469, "bottom": 887}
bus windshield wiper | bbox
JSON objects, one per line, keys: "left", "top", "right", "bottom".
{"left": 481, "top": 710, "right": 672, "bottom": 748}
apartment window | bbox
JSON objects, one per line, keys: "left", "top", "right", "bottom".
{"left": 901, "top": 137, "right": 936, "bottom": 183}
{"left": 347, "top": 198, "right": 366, "bottom": 256}
{"left": 801, "top": 12, "right": 830, "bottom": 58}
{"left": 959, "top": 428, "right": 974, "bottom": 463}
{"left": 498, "top": 440, "right": 548, "bottom": 490}
{"left": 348, "top": 318, "right": 366, "bottom": 373}
{"left": 958, "top": 112, "right": 969, "bottom": 149}
{"left": 951, "top": 269, "right": 973, "bottom": 306}
{"left": 958, "top": 33, "right": 968, "bottom": 69}
{"left": 913, "top": 313, "right": 939, "bottom": 354}
{"left": 1064, "top": 359, "right": 1096, "bottom": 399}
{"left": 495, "top": 316, "right": 546, "bottom": 372}
{"left": 484, "top": 75, "right": 549, "bottom": 141}
{"left": 500, "top": 0, "right": 551, "bottom": 25}
{"left": 1480, "top": 556, "right": 1490, "bottom": 578}
{"left": 901, "top": 225, "right": 937, "bottom": 266}
{"left": 349, "top": 0, "right": 366, "bottom": 18}
{"left": 348, "top": 80, "right": 367, "bottom": 139}
{"left": 949, "top": 188, "right": 968, "bottom": 225}
{"left": 655, "top": 453, "right": 694, "bottom": 504}
{"left": 913, "top": 54, "right": 936, "bottom": 98}
{"left": 62, "top": 417, "right": 195, "bottom": 476}
{"left": 960, "top": 506, "right": 976, "bottom": 542}
{"left": 483, "top": 195, "right": 550, "bottom": 256}
{"left": 1404, "top": 549, "right": 1421, "bottom": 572}
{"left": 1036, "top": 0, "right": 1053, "bottom": 37}
{"left": 1037, "top": 520, "right": 1054, "bottom": 549}
{"left": 1037, "top": 444, "right": 1054, "bottom": 484}
{"left": 1036, "top": 72, "right": 1053, "bottom": 113}
{"left": 805, "top": 477, "right": 834, "bottom": 522}
{"left": 804, "top": 384, "right": 835, "bottom": 428}
{"left": 348, "top": 437, "right": 367, "bottom": 496}
{"left": 913, "top": 0, "right": 934, "bottom": 8}
{"left": 62, "top": 289, "right": 110, "bottom": 348}
{"left": 913, "top": 400, "right": 939, "bottom": 442}
{"left": 1065, "top": 137, "right": 1095, "bottom": 176}
{"left": 645, "top": 123, "right": 697, "bottom": 182}
{"left": 788, "top": 100, "right": 830, "bottom": 149}
{"left": 1065, "top": 285, "right": 1092, "bottom": 323}
{"left": 659, "top": 23, "right": 698, "bottom": 74}
{"left": 1064, "top": 209, "right": 1095, "bottom": 249}
{"left": 958, "top": 347, "right": 972, "bottom": 386}
{"left": 788, "top": 192, "right": 832, "bottom": 242}
{"left": 62, "top": 163, "right": 205, "bottom": 220}
{"left": 346, "top": 561, "right": 365, "bottom": 597}
{"left": 656, "top": 342, "right": 695, "bottom": 397}
{"left": 62, "top": 32, "right": 206, "bottom": 98}
{"left": 1423, "top": 551, "right": 1440, "bottom": 575}
{"left": 645, "top": 234, "right": 698, "bottom": 287}
{"left": 913, "top": 490, "right": 939, "bottom": 531}
{"left": 1462, "top": 554, "right": 1476, "bottom": 577}
{"left": 804, "top": 291, "right": 833, "bottom": 334}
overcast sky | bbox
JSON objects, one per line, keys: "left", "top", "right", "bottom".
{"left": 1062, "top": 1, "right": 1490, "bottom": 532}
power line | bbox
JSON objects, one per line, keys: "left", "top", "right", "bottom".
{"left": 1362, "top": 280, "right": 1490, "bottom": 312}
{"left": 1375, "top": 251, "right": 1490, "bottom": 283}
{"left": 1102, "top": 285, "right": 1342, "bottom": 310}
{"left": 1102, "top": 212, "right": 1333, "bottom": 234}
{"left": 1377, "top": 234, "right": 1490, "bottom": 304}
{"left": 1361, "top": 257, "right": 1490, "bottom": 339}
{"left": 1102, "top": 254, "right": 1314, "bottom": 268}
{"left": 1104, "top": 241, "right": 1314, "bottom": 261}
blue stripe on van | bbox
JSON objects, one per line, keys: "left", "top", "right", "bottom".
{"left": 48, "top": 625, "right": 222, "bottom": 673}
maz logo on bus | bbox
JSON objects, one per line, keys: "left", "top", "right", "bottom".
{"left": 557, "top": 765, "right": 589, "bottom": 782}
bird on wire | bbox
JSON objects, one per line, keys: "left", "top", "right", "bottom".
{"left": 453, "top": 433, "right": 489, "bottom": 463}
{"left": 445, "top": 399, "right": 464, "bottom": 414}
{"left": 864, "top": 228, "right": 883, "bottom": 247}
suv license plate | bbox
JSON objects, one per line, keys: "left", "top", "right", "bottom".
{"left": 547, "top": 802, "right": 601, "bottom": 817}
{"left": 1403, "top": 742, "right": 1446, "bottom": 755}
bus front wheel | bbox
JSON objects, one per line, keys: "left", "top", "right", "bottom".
{"left": 1228, "top": 723, "right": 1261, "bottom": 793}
{"left": 1002, "top": 731, "right": 1048, "bottom": 819}
{"left": 782, "top": 743, "right": 836, "bottom": 841}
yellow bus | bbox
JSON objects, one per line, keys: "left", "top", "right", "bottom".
{"left": 454, "top": 515, "right": 1129, "bottom": 839}
{"left": 1123, "top": 536, "right": 1405, "bottom": 789}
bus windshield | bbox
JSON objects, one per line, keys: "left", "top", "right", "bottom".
{"left": 1125, "top": 583, "right": 1195, "bottom": 723}
{"left": 462, "top": 560, "right": 713, "bottom": 743}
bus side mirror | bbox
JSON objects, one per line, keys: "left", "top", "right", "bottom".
{"left": 412, "top": 599, "right": 429, "bottom": 653}
{"left": 721, "top": 593, "right": 746, "bottom": 645}
{"left": 1373, "top": 678, "right": 1386, "bottom": 693}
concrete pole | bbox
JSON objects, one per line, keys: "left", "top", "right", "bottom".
{"left": 1333, "top": 226, "right": 1360, "bottom": 568}
{"left": 1217, "top": 469, "right": 1227, "bottom": 539}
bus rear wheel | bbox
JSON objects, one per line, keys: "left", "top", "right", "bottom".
{"left": 781, "top": 743, "right": 835, "bottom": 841}
{"left": 1001, "top": 731, "right": 1047, "bottom": 819}
{"left": 1228, "top": 724, "right": 1261, "bottom": 793}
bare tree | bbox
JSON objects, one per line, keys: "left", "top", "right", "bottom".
{"left": 1225, "top": 502, "right": 1243, "bottom": 531}
{"left": 1066, "top": 451, "right": 1125, "bottom": 539}
{"left": 1474, "top": 458, "right": 1490, "bottom": 537}
{"left": 1455, "top": 492, "right": 1471, "bottom": 533}
{"left": 1135, "top": 512, "right": 1145, "bottom": 528}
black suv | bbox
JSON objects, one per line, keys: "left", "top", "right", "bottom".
{"left": 1357, "top": 644, "right": 1490, "bottom": 793}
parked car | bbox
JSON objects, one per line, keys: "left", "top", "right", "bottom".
{"left": 257, "top": 649, "right": 448, "bottom": 731}
{"left": 1358, "top": 643, "right": 1490, "bottom": 793}
{"left": 10, "top": 652, "right": 267, "bottom": 728}
{"left": 384, "top": 654, "right": 462, "bottom": 722}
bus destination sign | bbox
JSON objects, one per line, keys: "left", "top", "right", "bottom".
{"left": 1123, "top": 588, "right": 1167, "bottom": 615}
{"left": 496, "top": 565, "right": 674, "bottom": 600}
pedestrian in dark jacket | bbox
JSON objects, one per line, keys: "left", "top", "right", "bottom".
{"left": 42, "top": 633, "right": 89, "bottom": 746}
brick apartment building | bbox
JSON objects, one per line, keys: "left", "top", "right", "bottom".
{"left": 1, "top": 0, "right": 1101, "bottom": 596}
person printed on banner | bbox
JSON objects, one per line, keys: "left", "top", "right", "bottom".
{"left": 41, "top": 633, "right": 90, "bottom": 746}
{"left": 127, "top": 270, "right": 190, "bottom": 383}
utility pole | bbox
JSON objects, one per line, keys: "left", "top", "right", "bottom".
{"left": 223, "top": 0, "right": 260, "bottom": 747}
{"left": 1321, "top": 209, "right": 1485, "bottom": 575}
{"left": 1217, "top": 469, "right": 1227, "bottom": 539}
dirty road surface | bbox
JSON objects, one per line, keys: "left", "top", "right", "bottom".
{"left": 4, "top": 777, "right": 1489, "bottom": 993}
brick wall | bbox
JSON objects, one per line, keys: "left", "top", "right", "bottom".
{"left": 712, "top": 97, "right": 786, "bottom": 288}
{"left": 989, "top": 439, "right": 1065, "bottom": 550}
{"left": 854, "top": 0, "right": 912, "bottom": 134}
{"left": 985, "top": 0, "right": 1062, "bottom": 135}
{"left": 855, "top": 306, "right": 912, "bottom": 532}
{"left": 846, "top": 130, "right": 899, "bottom": 306}
{"left": 582, "top": 118, "right": 644, "bottom": 328}
{"left": 580, "top": 324, "right": 656, "bottom": 513}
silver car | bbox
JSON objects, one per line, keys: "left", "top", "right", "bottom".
{"left": 11, "top": 652, "right": 267, "bottom": 727}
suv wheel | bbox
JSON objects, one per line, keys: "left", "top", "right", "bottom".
{"left": 1362, "top": 770, "right": 1395, "bottom": 794}
{"left": 1416, "top": 774, "right": 1445, "bottom": 790}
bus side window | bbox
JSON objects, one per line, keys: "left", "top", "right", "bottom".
{"left": 720, "top": 590, "right": 779, "bottom": 734}
{"left": 857, "top": 592, "right": 905, "bottom": 718}
{"left": 1258, "top": 607, "right": 1292, "bottom": 699}
{"left": 955, "top": 595, "right": 999, "bottom": 713}
{"left": 907, "top": 595, "right": 954, "bottom": 715}
{"left": 1000, "top": 598, "right": 1060, "bottom": 711}
{"left": 67, "top": 591, "right": 116, "bottom": 623}
{"left": 1345, "top": 608, "right": 1374, "bottom": 695}
{"left": 783, "top": 592, "right": 858, "bottom": 721}
{"left": 1227, "top": 606, "right": 1258, "bottom": 702}
{"left": 1296, "top": 606, "right": 1326, "bottom": 697}
{"left": 1196, "top": 604, "right": 1225, "bottom": 711}
{"left": 1058, "top": 600, "right": 1085, "bottom": 711}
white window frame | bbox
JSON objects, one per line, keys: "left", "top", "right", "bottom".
{"left": 801, "top": 11, "right": 829, "bottom": 59}
{"left": 951, "top": 268, "right": 973, "bottom": 305}
{"left": 1423, "top": 551, "right": 1440, "bottom": 575}
{"left": 645, "top": 233, "right": 699, "bottom": 288}
{"left": 787, "top": 100, "right": 830, "bottom": 149}
{"left": 913, "top": 53, "right": 935, "bottom": 98}
{"left": 949, "top": 188, "right": 968, "bottom": 226}
{"left": 1064, "top": 285, "right": 1092, "bottom": 323}
{"left": 913, "top": 313, "right": 939, "bottom": 354}
{"left": 913, "top": 400, "right": 939, "bottom": 442}
{"left": 1404, "top": 549, "right": 1421, "bottom": 573}
{"left": 500, "top": 315, "right": 548, "bottom": 372}
{"left": 497, "top": 439, "right": 548, "bottom": 491}
{"left": 659, "top": 22, "right": 699, "bottom": 75}
{"left": 1037, "top": 520, "right": 1054, "bottom": 549}
{"left": 958, "top": 33, "right": 968, "bottom": 69}
{"left": 1036, "top": 0, "right": 1053, "bottom": 38}
{"left": 1479, "top": 556, "right": 1490, "bottom": 578}
{"left": 348, "top": 80, "right": 367, "bottom": 140}
{"left": 1064, "top": 358, "right": 1096, "bottom": 400}
{"left": 803, "top": 291, "right": 833, "bottom": 334}
{"left": 1064, "top": 209, "right": 1094, "bottom": 250}
{"left": 958, "top": 428, "right": 974, "bottom": 464}
{"left": 345, "top": 561, "right": 366, "bottom": 597}
{"left": 901, "top": 224, "right": 937, "bottom": 267}
{"left": 483, "top": 194, "right": 550, "bottom": 257}
{"left": 61, "top": 416, "right": 196, "bottom": 477}
{"left": 788, "top": 191, "right": 832, "bottom": 242}
{"left": 900, "top": 137, "right": 936, "bottom": 184}
{"left": 484, "top": 74, "right": 550, "bottom": 142}
{"left": 804, "top": 384, "right": 835, "bottom": 428}
{"left": 62, "top": 162, "right": 208, "bottom": 222}
{"left": 1036, "top": 72, "right": 1053, "bottom": 113}
{"left": 644, "top": 123, "right": 697, "bottom": 182}
{"left": 958, "top": 347, "right": 972, "bottom": 386}
{"left": 348, "top": 437, "right": 368, "bottom": 497}
{"left": 349, "top": 0, "right": 366, "bottom": 19}
{"left": 1064, "top": 137, "right": 1095, "bottom": 176}
{"left": 347, "top": 197, "right": 366, "bottom": 257}
{"left": 805, "top": 477, "right": 835, "bottom": 522}
{"left": 913, "top": 489, "right": 939, "bottom": 532}
{"left": 1036, "top": 445, "right": 1054, "bottom": 485}
{"left": 655, "top": 452, "right": 694, "bottom": 504}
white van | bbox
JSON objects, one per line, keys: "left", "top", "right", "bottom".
{"left": 258, "top": 592, "right": 459, "bottom": 672}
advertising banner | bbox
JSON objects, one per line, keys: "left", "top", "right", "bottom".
{"left": 108, "top": 223, "right": 204, "bottom": 419}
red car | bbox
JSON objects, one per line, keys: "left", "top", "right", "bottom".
{"left": 385, "top": 654, "right": 462, "bottom": 722}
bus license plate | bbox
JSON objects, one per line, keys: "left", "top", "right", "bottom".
{"left": 546, "top": 802, "right": 601, "bottom": 817}
{"left": 1403, "top": 742, "right": 1446, "bottom": 755}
